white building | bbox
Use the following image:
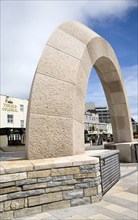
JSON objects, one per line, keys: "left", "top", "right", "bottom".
{"left": 0, "top": 94, "right": 28, "bottom": 128}
{"left": 84, "top": 111, "right": 99, "bottom": 131}
{"left": 84, "top": 111, "right": 112, "bottom": 134}
{"left": 95, "top": 106, "right": 110, "bottom": 123}
{"left": 0, "top": 94, "right": 28, "bottom": 147}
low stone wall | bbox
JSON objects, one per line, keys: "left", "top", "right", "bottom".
{"left": 0, "top": 154, "right": 102, "bottom": 219}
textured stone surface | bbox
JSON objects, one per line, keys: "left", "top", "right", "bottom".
{"left": 106, "top": 143, "right": 136, "bottom": 162}
{"left": 29, "top": 73, "right": 74, "bottom": 117}
{"left": 63, "top": 179, "right": 81, "bottom": 185}
{"left": 27, "top": 170, "right": 51, "bottom": 178}
{"left": 110, "top": 91, "right": 125, "bottom": 104}
{"left": 112, "top": 104, "right": 128, "bottom": 116}
{"left": 91, "top": 195, "right": 101, "bottom": 203}
{"left": 76, "top": 63, "right": 89, "bottom": 97}
{"left": 80, "top": 164, "right": 99, "bottom": 173}
{"left": 31, "top": 158, "right": 72, "bottom": 170}
{"left": 71, "top": 156, "right": 99, "bottom": 166}
{"left": 73, "top": 88, "right": 85, "bottom": 124}
{"left": 71, "top": 197, "right": 90, "bottom": 206}
{"left": 59, "top": 21, "right": 98, "bottom": 44}
{"left": 113, "top": 130, "right": 132, "bottom": 143}
{"left": 7, "top": 189, "right": 45, "bottom": 199}
{"left": 72, "top": 119, "right": 84, "bottom": 155}
{"left": 63, "top": 189, "right": 83, "bottom": 200}
{"left": 0, "top": 195, "right": 7, "bottom": 202}
{"left": 51, "top": 167, "right": 80, "bottom": 176}
{"left": 0, "top": 181, "right": 15, "bottom": 188}
{"left": 52, "top": 175, "right": 73, "bottom": 181}
{"left": 74, "top": 172, "right": 100, "bottom": 179}
{"left": 0, "top": 186, "right": 21, "bottom": 195}
{"left": 46, "top": 185, "right": 74, "bottom": 193}
{"left": 111, "top": 116, "right": 131, "bottom": 130}
{"left": 0, "top": 202, "right": 3, "bottom": 212}
{"left": 4, "top": 198, "right": 25, "bottom": 211}
{"left": 37, "top": 177, "right": 52, "bottom": 183}
{"left": 81, "top": 46, "right": 92, "bottom": 76}
{"left": 28, "top": 192, "right": 63, "bottom": 207}
{"left": 26, "top": 114, "right": 73, "bottom": 159}
{"left": 23, "top": 183, "right": 47, "bottom": 191}
{"left": 84, "top": 187, "right": 97, "bottom": 196}
{"left": 0, "top": 210, "right": 13, "bottom": 220}
{"left": 0, "top": 172, "right": 26, "bottom": 183}
{"left": 1, "top": 160, "right": 33, "bottom": 174}
{"left": 0, "top": 150, "right": 121, "bottom": 217}
{"left": 47, "top": 28, "right": 86, "bottom": 59}
{"left": 37, "top": 45, "right": 79, "bottom": 84}
{"left": 75, "top": 183, "right": 90, "bottom": 189}
{"left": 97, "top": 185, "right": 102, "bottom": 194}
{"left": 26, "top": 21, "right": 133, "bottom": 159}
{"left": 89, "top": 179, "right": 101, "bottom": 187}
{"left": 16, "top": 178, "right": 37, "bottom": 186}
{"left": 0, "top": 151, "right": 120, "bottom": 217}
{"left": 0, "top": 167, "right": 5, "bottom": 175}
{"left": 42, "top": 200, "right": 70, "bottom": 211}
{"left": 47, "top": 181, "right": 63, "bottom": 187}
{"left": 82, "top": 177, "right": 101, "bottom": 184}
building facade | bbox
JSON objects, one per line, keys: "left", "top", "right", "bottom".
{"left": 84, "top": 111, "right": 99, "bottom": 131}
{"left": 0, "top": 94, "right": 28, "bottom": 147}
{"left": 0, "top": 94, "right": 28, "bottom": 128}
{"left": 95, "top": 106, "right": 111, "bottom": 123}
{"left": 84, "top": 111, "right": 112, "bottom": 134}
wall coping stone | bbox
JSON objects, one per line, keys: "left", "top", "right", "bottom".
{"left": 85, "top": 150, "right": 119, "bottom": 159}
{"left": 0, "top": 160, "right": 33, "bottom": 174}
{"left": 0, "top": 151, "right": 101, "bottom": 174}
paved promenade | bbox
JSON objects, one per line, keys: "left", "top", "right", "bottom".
{"left": 15, "top": 163, "right": 138, "bottom": 220}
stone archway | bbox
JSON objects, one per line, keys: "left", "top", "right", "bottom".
{"left": 25, "top": 21, "right": 133, "bottom": 159}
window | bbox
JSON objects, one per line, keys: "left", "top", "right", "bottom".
{"left": 20, "top": 104, "right": 24, "bottom": 111}
{"left": 7, "top": 115, "right": 13, "bottom": 123}
{"left": 20, "top": 120, "right": 24, "bottom": 128}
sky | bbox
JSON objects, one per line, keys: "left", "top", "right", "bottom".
{"left": 1, "top": 0, "right": 138, "bottom": 121}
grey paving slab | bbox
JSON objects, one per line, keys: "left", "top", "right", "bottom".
{"left": 91, "top": 204, "right": 136, "bottom": 220}
{"left": 104, "top": 194, "right": 137, "bottom": 209}
{"left": 122, "top": 210, "right": 137, "bottom": 220}
{"left": 130, "top": 204, "right": 138, "bottom": 212}
{"left": 0, "top": 151, "right": 25, "bottom": 161}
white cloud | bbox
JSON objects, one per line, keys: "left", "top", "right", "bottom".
{"left": 82, "top": 0, "right": 137, "bottom": 21}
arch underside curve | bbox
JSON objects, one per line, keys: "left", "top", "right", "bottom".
{"left": 26, "top": 21, "right": 133, "bottom": 159}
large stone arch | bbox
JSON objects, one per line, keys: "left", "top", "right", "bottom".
{"left": 25, "top": 21, "right": 133, "bottom": 159}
